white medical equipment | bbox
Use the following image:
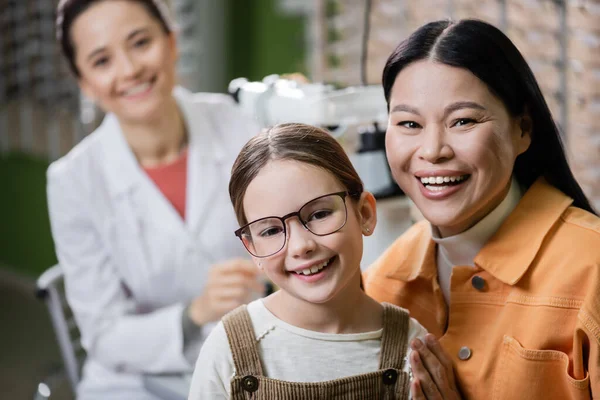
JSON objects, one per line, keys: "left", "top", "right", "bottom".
{"left": 228, "top": 75, "right": 402, "bottom": 199}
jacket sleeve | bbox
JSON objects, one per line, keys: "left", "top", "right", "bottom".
{"left": 578, "top": 277, "right": 600, "bottom": 397}
{"left": 188, "top": 321, "right": 232, "bottom": 400}
{"left": 47, "top": 160, "right": 194, "bottom": 374}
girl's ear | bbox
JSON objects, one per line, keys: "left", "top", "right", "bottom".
{"left": 357, "top": 191, "right": 377, "bottom": 236}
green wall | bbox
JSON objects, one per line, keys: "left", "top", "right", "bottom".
{"left": 226, "top": 0, "right": 307, "bottom": 83}
{"left": 0, "top": 154, "right": 56, "bottom": 277}
{"left": 0, "top": 1, "right": 307, "bottom": 277}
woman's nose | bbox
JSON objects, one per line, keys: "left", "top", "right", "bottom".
{"left": 117, "top": 52, "right": 142, "bottom": 79}
{"left": 286, "top": 219, "right": 317, "bottom": 257}
{"left": 417, "top": 125, "right": 454, "bottom": 163}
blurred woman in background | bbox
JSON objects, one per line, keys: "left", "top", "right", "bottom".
{"left": 365, "top": 19, "right": 600, "bottom": 399}
{"left": 47, "top": 1, "right": 263, "bottom": 398}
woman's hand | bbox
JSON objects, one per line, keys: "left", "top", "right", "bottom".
{"left": 187, "top": 258, "right": 265, "bottom": 325}
{"left": 410, "top": 334, "right": 462, "bottom": 400}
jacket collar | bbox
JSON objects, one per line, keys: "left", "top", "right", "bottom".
{"left": 386, "top": 179, "right": 573, "bottom": 285}
{"left": 101, "top": 86, "right": 225, "bottom": 199}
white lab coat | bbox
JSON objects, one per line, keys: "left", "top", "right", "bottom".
{"left": 47, "top": 87, "right": 259, "bottom": 399}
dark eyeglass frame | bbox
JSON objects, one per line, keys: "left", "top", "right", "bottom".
{"left": 235, "top": 191, "right": 351, "bottom": 258}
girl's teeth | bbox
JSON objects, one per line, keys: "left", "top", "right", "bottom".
{"left": 298, "top": 260, "right": 329, "bottom": 276}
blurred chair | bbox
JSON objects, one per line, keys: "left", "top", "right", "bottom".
{"left": 34, "top": 264, "right": 84, "bottom": 399}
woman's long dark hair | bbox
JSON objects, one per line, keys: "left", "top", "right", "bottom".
{"left": 383, "top": 19, "right": 596, "bottom": 215}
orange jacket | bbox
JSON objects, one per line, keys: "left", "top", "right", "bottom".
{"left": 364, "top": 179, "right": 600, "bottom": 399}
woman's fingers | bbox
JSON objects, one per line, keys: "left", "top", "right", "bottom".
{"left": 424, "top": 334, "right": 458, "bottom": 391}
{"left": 208, "top": 260, "right": 265, "bottom": 293}
{"left": 215, "top": 258, "right": 257, "bottom": 272}
{"left": 411, "top": 379, "right": 426, "bottom": 400}
{"left": 410, "top": 349, "right": 443, "bottom": 400}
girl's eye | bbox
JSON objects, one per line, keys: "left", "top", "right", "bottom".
{"left": 309, "top": 209, "right": 333, "bottom": 221}
{"left": 453, "top": 118, "right": 476, "bottom": 127}
{"left": 259, "top": 226, "right": 284, "bottom": 238}
{"left": 397, "top": 121, "right": 421, "bottom": 129}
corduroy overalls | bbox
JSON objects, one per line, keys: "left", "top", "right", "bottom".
{"left": 222, "top": 302, "right": 411, "bottom": 399}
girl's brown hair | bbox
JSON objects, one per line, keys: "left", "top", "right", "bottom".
{"left": 56, "top": 0, "right": 174, "bottom": 77}
{"left": 229, "top": 123, "right": 364, "bottom": 227}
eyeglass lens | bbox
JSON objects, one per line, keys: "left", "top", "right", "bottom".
{"left": 239, "top": 194, "right": 347, "bottom": 257}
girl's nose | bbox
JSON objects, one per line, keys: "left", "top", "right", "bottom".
{"left": 286, "top": 219, "right": 317, "bottom": 257}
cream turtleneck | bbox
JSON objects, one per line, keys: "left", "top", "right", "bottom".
{"left": 432, "top": 179, "right": 522, "bottom": 305}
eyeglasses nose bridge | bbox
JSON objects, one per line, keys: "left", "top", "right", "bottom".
{"left": 282, "top": 212, "right": 310, "bottom": 236}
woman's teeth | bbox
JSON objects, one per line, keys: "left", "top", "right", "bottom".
{"left": 419, "top": 175, "right": 467, "bottom": 185}
{"left": 124, "top": 82, "right": 152, "bottom": 96}
{"left": 296, "top": 260, "right": 330, "bottom": 276}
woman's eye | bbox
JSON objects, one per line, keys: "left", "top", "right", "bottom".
{"left": 92, "top": 57, "right": 109, "bottom": 68}
{"left": 259, "top": 227, "right": 283, "bottom": 238}
{"left": 453, "top": 118, "right": 476, "bottom": 127}
{"left": 134, "top": 38, "right": 151, "bottom": 48}
{"left": 397, "top": 121, "right": 421, "bottom": 129}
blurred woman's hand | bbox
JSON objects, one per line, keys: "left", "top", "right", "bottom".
{"left": 187, "top": 258, "right": 264, "bottom": 325}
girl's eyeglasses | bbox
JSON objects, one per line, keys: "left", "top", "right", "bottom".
{"left": 235, "top": 191, "right": 350, "bottom": 258}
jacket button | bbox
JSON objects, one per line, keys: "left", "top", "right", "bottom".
{"left": 471, "top": 275, "right": 486, "bottom": 291}
{"left": 458, "top": 346, "right": 472, "bottom": 360}
{"left": 382, "top": 368, "right": 398, "bottom": 385}
{"left": 241, "top": 375, "right": 259, "bottom": 392}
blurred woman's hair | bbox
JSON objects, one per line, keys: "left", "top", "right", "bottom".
{"left": 229, "top": 123, "right": 364, "bottom": 227}
{"left": 56, "top": 0, "right": 174, "bottom": 76}
{"left": 382, "top": 19, "right": 596, "bottom": 215}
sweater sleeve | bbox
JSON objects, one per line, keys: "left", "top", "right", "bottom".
{"left": 188, "top": 321, "right": 233, "bottom": 400}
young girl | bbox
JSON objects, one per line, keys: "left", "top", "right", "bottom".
{"left": 188, "top": 123, "right": 427, "bottom": 399}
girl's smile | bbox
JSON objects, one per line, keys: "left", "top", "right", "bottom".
{"left": 242, "top": 160, "right": 368, "bottom": 306}
{"left": 288, "top": 255, "right": 337, "bottom": 283}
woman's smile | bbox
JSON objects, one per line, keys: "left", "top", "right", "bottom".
{"left": 120, "top": 75, "right": 157, "bottom": 100}
{"left": 414, "top": 171, "right": 471, "bottom": 200}
{"left": 386, "top": 60, "right": 531, "bottom": 236}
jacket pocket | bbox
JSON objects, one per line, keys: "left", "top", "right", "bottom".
{"left": 492, "top": 335, "right": 590, "bottom": 400}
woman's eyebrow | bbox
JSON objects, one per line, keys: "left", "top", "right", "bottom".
{"left": 84, "top": 27, "right": 150, "bottom": 63}
{"left": 444, "top": 101, "right": 486, "bottom": 117}
{"left": 126, "top": 27, "right": 150, "bottom": 41}
{"left": 390, "top": 104, "right": 421, "bottom": 115}
{"left": 86, "top": 46, "right": 106, "bottom": 62}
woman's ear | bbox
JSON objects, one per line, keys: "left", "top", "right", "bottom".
{"left": 78, "top": 79, "right": 96, "bottom": 103}
{"left": 516, "top": 108, "right": 533, "bottom": 156}
{"left": 357, "top": 191, "right": 377, "bottom": 236}
{"left": 168, "top": 31, "right": 179, "bottom": 63}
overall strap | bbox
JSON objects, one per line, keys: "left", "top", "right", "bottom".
{"left": 379, "top": 303, "right": 410, "bottom": 371}
{"left": 222, "top": 305, "right": 264, "bottom": 376}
